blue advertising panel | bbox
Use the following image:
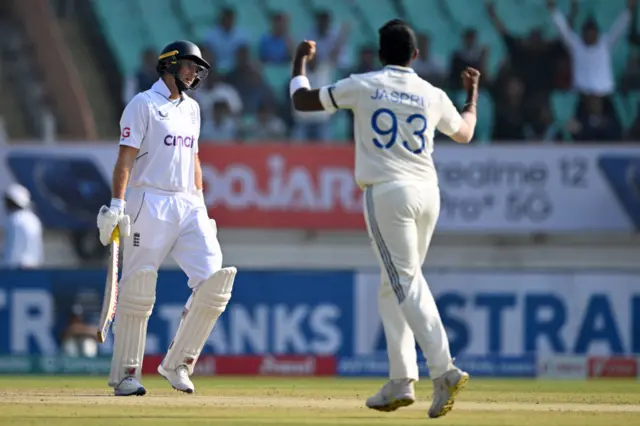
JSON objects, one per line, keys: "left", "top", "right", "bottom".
{"left": 354, "top": 271, "right": 640, "bottom": 358}
{"left": 0, "top": 269, "right": 354, "bottom": 356}
{"left": 2, "top": 269, "right": 638, "bottom": 367}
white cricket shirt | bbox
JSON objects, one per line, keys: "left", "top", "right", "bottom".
{"left": 318, "top": 65, "right": 462, "bottom": 187}
{"left": 119, "top": 79, "right": 201, "bottom": 193}
{"left": 3, "top": 209, "right": 43, "bottom": 268}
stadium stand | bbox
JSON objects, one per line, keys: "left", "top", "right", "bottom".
{"left": 1, "top": 0, "right": 638, "bottom": 142}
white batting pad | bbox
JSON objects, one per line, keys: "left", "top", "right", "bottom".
{"left": 108, "top": 269, "right": 157, "bottom": 387}
{"left": 162, "top": 267, "right": 236, "bottom": 374}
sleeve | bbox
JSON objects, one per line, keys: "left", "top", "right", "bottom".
{"left": 606, "top": 9, "right": 631, "bottom": 48}
{"left": 436, "top": 89, "right": 463, "bottom": 136}
{"left": 552, "top": 9, "right": 581, "bottom": 50}
{"left": 119, "top": 94, "right": 149, "bottom": 149}
{"left": 319, "top": 75, "right": 360, "bottom": 113}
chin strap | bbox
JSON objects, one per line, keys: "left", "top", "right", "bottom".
{"left": 173, "top": 75, "right": 190, "bottom": 93}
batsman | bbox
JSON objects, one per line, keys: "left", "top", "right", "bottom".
{"left": 96, "top": 40, "right": 237, "bottom": 396}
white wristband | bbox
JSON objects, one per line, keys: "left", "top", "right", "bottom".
{"left": 110, "top": 198, "right": 125, "bottom": 213}
{"left": 289, "top": 75, "right": 310, "bottom": 98}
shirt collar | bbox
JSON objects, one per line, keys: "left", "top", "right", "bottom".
{"left": 384, "top": 65, "right": 415, "bottom": 74}
{"left": 151, "top": 78, "right": 185, "bottom": 100}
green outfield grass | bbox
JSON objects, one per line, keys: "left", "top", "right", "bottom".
{"left": 0, "top": 376, "right": 639, "bottom": 425}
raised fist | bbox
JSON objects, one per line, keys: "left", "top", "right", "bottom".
{"left": 295, "top": 40, "right": 316, "bottom": 61}
{"left": 461, "top": 67, "right": 481, "bottom": 91}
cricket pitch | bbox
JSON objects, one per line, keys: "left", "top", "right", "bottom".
{"left": 0, "top": 376, "right": 639, "bottom": 425}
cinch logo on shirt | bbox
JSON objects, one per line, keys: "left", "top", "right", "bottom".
{"left": 163, "top": 135, "right": 195, "bottom": 148}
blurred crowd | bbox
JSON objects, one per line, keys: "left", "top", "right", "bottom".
{"left": 123, "top": 0, "right": 640, "bottom": 144}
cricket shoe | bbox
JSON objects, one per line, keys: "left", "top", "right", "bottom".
{"left": 113, "top": 376, "right": 146, "bottom": 396}
{"left": 365, "top": 379, "right": 415, "bottom": 412}
{"left": 158, "top": 364, "right": 194, "bottom": 393}
{"left": 428, "top": 367, "right": 469, "bottom": 418}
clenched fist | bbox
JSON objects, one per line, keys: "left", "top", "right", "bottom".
{"left": 461, "top": 67, "right": 481, "bottom": 91}
{"left": 295, "top": 40, "right": 316, "bottom": 61}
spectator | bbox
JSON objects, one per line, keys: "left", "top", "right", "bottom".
{"left": 413, "top": 33, "right": 447, "bottom": 87}
{"left": 307, "top": 10, "right": 350, "bottom": 69}
{"left": 2, "top": 184, "right": 43, "bottom": 269}
{"left": 122, "top": 47, "right": 158, "bottom": 104}
{"left": 193, "top": 59, "right": 243, "bottom": 121}
{"left": 242, "top": 102, "right": 287, "bottom": 142}
{"left": 60, "top": 305, "right": 98, "bottom": 358}
{"left": 524, "top": 103, "right": 562, "bottom": 142}
{"left": 624, "top": 0, "right": 640, "bottom": 89}
{"left": 621, "top": 52, "right": 640, "bottom": 91}
{"left": 197, "top": 43, "right": 216, "bottom": 71}
{"left": 449, "top": 29, "right": 488, "bottom": 90}
{"left": 567, "top": 95, "right": 622, "bottom": 142}
{"left": 204, "top": 7, "right": 248, "bottom": 73}
{"left": 548, "top": 0, "right": 632, "bottom": 97}
{"left": 552, "top": 53, "right": 573, "bottom": 91}
{"left": 227, "top": 45, "right": 275, "bottom": 115}
{"left": 291, "top": 58, "right": 334, "bottom": 142}
{"left": 627, "top": 0, "right": 640, "bottom": 45}
{"left": 349, "top": 45, "right": 377, "bottom": 74}
{"left": 492, "top": 76, "right": 529, "bottom": 141}
{"left": 486, "top": 2, "right": 561, "bottom": 96}
{"left": 200, "top": 101, "right": 239, "bottom": 142}
{"left": 259, "top": 12, "right": 293, "bottom": 63}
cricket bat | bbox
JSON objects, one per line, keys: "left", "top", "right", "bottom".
{"left": 97, "top": 226, "right": 120, "bottom": 343}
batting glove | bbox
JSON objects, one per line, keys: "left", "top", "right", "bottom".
{"left": 97, "top": 199, "right": 131, "bottom": 246}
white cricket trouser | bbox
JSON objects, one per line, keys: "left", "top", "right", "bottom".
{"left": 363, "top": 180, "right": 453, "bottom": 381}
{"left": 122, "top": 187, "right": 222, "bottom": 287}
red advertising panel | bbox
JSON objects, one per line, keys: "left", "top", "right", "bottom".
{"left": 587, "top": 356, "right": 638, "bottom": 378}
{"left": 198, "top": 144, "right": 364, "bottom": 229}
{"left": 143, "top": 354, "right": 337, "bottom": 376}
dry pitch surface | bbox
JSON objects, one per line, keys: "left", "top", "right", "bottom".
{"left": 0, "top": 376, "right": 639, "bottom": 425}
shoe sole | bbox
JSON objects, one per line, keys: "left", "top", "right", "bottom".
{"left": 158, "top": 365, "right": 194, "bottom": 394}
{"left": 428, "top": 373, "right": 470, "bottom": 418}
{"left": 367, "top": 398, "right": 415, "bottom": 412}
{"left": 114, "top": 387, "right": 146, "bottom": 396}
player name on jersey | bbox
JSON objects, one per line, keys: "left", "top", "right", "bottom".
{"left": 370, "top": 89, "right": 425, "bottom": 107}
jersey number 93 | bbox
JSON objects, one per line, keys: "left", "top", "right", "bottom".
{"left": 370, "top": 108, "right": 427, "bottom": 155}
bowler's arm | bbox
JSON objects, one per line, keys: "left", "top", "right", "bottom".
{"left": 290, "top": 56, "right": 358, "bottom": 114}
{"left": 451, "top": 93, "right": 478, "bottom": 144}
{"left": 290, "top": 49, "right": 325, "bottom": 111}
{"left": 437, "top": 88, "right": 478, "bottom": 144}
